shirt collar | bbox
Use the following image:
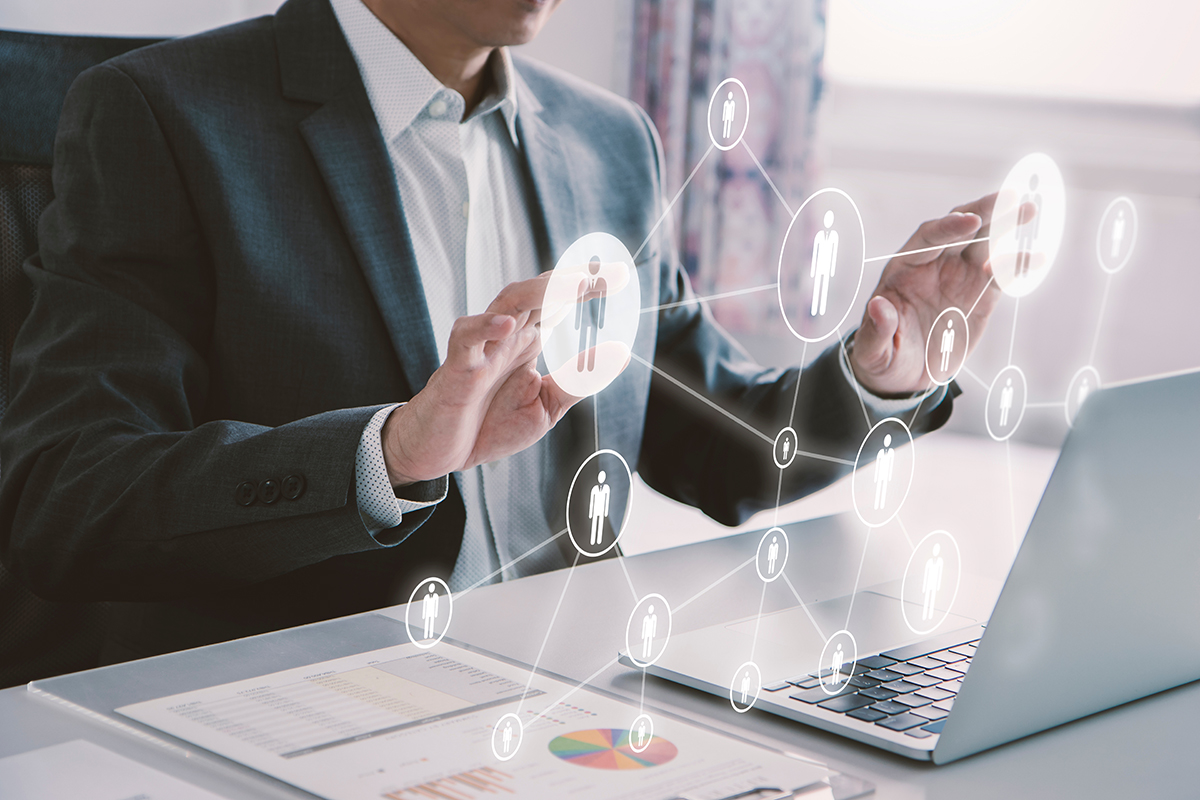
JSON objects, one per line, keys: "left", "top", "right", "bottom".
{"left": 329, "top": 0, "right": 520, "bottom": 146}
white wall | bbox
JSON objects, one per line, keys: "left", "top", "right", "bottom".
{"left": 825, "top": 0, "right": 1200, "bottom": 106}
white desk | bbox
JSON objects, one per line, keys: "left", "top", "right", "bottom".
{"left": 3, "top": 432, "right": 1196, "bottom": 798}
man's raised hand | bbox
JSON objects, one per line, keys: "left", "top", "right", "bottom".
{"left": 381, "top": 274, "right": 582, "bottom": 488}
{"left": 849, "top": 193, "right": 1003, "bottom": 397}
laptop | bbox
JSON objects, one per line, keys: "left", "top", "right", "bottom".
{"left": 622, "top": 369, "right": 1200, "bottom": 763}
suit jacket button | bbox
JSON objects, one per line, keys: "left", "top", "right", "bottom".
{"left": 282, "top": 473, "right": 306, "bottom": 501}
{"left": 235, "top": 481, "right": 257, "bottom": 506}
{"left": 258, "top": 479, "right": 281, "bottom": 505}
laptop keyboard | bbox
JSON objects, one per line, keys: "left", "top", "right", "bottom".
{"left": 761, "top": 632, "right": 980, "bottom": 740}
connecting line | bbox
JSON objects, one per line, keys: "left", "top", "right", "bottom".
{"left": 959, "top": 365, "right": 991, "bottom": 391}
{"left": 836, "top": 327, "right": 873, "bottom": 429}
{"left": 1089, "top": 273, "right": 1113, "bottom": 366}
{"left": 741, "top": 140, "right": 793, "bottom": 217}
{"left": 843, "top": 527, "right": 873, "bottom": 631}
{"left": 531, "top": 655, "right": 621, "bottom": 725}
{"left": 907, "top": 385, "right": 933, "bottom": 429}
{"left": 631, "top": 352, "right": 853, "bottom": 467}
{"left": 518, "top": 552, "right": 581, "bottom": 710}
{"left": 633, "top": 143, "right": 715, "bottom": 262}
{"left": 862, "top": 236, "right": 989, "bottom": 264}
{"left": 895, "top": 515, "right": 916, "bottom": 552}
{"left": 1005, "top": 439, "right": 1018, "bottom": 554}
{"left": 617, "top": 553, "right": 639, "bottom": 604}
{"left": 788, "top": 340, "right": 810, "bottom": 429}
{"left": 675, "top": 556, "right": 757, "bottom": 613}
{"left": 1007, "top": 298, "right": 1021, "bottom": 366}
{"left": 966, "top": 275, "right": 996, "bottom": 319}
{"left": 458, "top": 528, "right": 569, "bottom": 598}
{"left": 749, "top": 580, "right": 768, "bottom": 662}
{"left": 772, "top": 468, "right": 784, "bottom": 528}
{"left": 629, "top": 352, "right": 772, "bottom": 444}
{"left": 641, "top": 283, "right": 778, "bottom": 315}
{"left": 593, "top": 393, "right": 600, "bottom": 451}
{"left": 781, "top": 573, "right": 828, "bottom": 645}
{"left": 1025, "top": 400, "right": 1065, "bottom": 409}
{"left": 639, "top": 669, "right": 646, "bottom": 712}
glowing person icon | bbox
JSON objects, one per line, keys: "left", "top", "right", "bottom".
{"left": 1111, "top": 208, "right": 1126, "bottom": 258}
{"left": 782, "top": 437, "right": 791, "bottom": 462}
{"left": 722, "top": 91, "right": 736, "bottom": 139}
{"left": 1077, "top": 377, "right": 1091, "bottom": 409}
{"left": 767, "top": 535, "right": 779, "bottom": 575}
{"left": 939, "top": 319, "right": 956, "bottom": 374}
{"left": 809, "top": 210, "right": 839, "bottom": 317}
{"left": 999, "top": 377, "right": 1015, "bottom": 428}
{"left": 830, "top": 643, "right": 845, "bottom": 687}
{"left": 421, "top": 582, "right": 439, "bottom": 640}
{"left": 637, "top": 719, "right": 647, "bottom": 748}
{"left": 501, "top": 721, "right": 513, "bottom": 754}
{"left": 740, "top": 670, "right": 751, "bottom": 704}
{"left": 922, "top": 544, "right": 944, "bottom": 621}
{"left": 873, "top": 434, "right": 895, "bottom": 511}
{"left": 588, "top": 470, "right": 611, "bottom": 547}
{"left": 574, "top": 255, "right": 607, "bottom": 372}
{"left": 1014, "top": 174, "right": 1043, "bottom": 279}
{"left": 641, "top": 604, "right": 658, "bottom": 660}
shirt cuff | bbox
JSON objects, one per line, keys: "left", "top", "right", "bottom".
{"left": 839, "top": 332, "right": 947, "bottom": 416}
{"left": 355, "top": 403, "right": 448, "bottom": 536}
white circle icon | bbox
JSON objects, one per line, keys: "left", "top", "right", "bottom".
{"left": 1065, "top": 365, "right": 1101, "bottom": 427}
{"left": 755, "top": 527, "right": 789, "bottom": 583}
{"left": 819, "top": 630, "right": 858, "bottom": 696}
{"left": 1096, "top": 196, "right": 1137, "bottom": 274}
{"left": 989, "top": 153, "right": 1066, "bottom": 298}
{"left": 707, "top": 78, "right": 749, "bottom": 151}
{"left": 625, "top": 593, "right": 673, "bottom": 669}
{"left": 924, "top": 307, "right": 969, "bottom": 387}
{"left": 540, "top": 232, "right": 641, "bottom": 398}
{"left": 491, "top": 713, "right": 523, "bottom": 762}
{"left": 628, "top": 713, "right": 654, "bottom": 753}
{"left": 566, "top": 449, "right": 634, "bottom": 557}
{"left": 729, "top": 661, "right": 762, "bottom": 713}
{"left": 773, "top": 426, "right": 799, "bottom": 469}
{"left": 404, "top": 577, "right": 452, "bottom": 649}
{"left": 900, "top": 530, "right": 962, "bottom": 636}
{"left": 777, "top": 189, "right": 866, "bottom": 343}
{"left": 851, "top": 418, "right": 915, "bottom": 528}
{"left": 985, "top": 365, "right": 1028, "bottom": 441}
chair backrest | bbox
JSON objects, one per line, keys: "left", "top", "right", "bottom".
{"left": 0, "top": 28, "right": 161, "bottom": 688}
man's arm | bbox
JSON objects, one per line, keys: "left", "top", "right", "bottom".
{"left": 632, "top": 107, "right": 971, "bottom": 526}
{"left": 0, "top": 64, "right": 448, "bottom": 602}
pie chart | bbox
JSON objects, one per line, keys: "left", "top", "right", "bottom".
{"left": 548, "top": 728, "right": 678, "bottom": 770}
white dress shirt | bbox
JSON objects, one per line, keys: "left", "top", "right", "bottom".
{"left": 332, "top": 0, "right": 939, "bottom": 591}
{"left": 332, "top": 0, "right": 563, "bottom": 592}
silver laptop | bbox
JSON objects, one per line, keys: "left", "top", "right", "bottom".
{"left": 623, "top": 369, "right": 1200, "bottom": 763}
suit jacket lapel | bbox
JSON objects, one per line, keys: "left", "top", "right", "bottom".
{"left": 276, "top": 0, "right": 440, "bottom": 396}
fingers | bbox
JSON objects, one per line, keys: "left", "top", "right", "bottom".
{"left": 853, "top": 295, "right": 900, "bottom": 375}
{"left": 895, "top": 212, "right": 983, "bottom": 266}
{"left": 487, "top": 273, "right": 552, "bottom": 321}
{"left": 447, "top": 312, "right": 516, "bottom": 363}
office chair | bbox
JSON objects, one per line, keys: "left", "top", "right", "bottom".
{"left": 0, "top": 29, "right": 161, "bottom": 688}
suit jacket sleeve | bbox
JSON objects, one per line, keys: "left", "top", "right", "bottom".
{"left": 633, "top": 108, "right": 955, "bottom": 526}
{"left": 0, "top": 63, "right": 435, "bottom": 602}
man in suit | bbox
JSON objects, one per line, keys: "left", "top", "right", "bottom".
{"left": 0, "top": 0, "right": 1000, "bottom": 664}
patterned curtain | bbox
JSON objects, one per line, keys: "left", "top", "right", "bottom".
{"left": 630, "top": 0, "right": 826, "bottom": 335}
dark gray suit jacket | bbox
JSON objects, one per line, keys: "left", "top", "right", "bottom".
{"left": 0, "top": 0, "right": 953, "bottom": 662}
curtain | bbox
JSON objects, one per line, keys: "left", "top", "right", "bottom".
{"left": 630, "top": 0, "right": 826, "bottom": 336}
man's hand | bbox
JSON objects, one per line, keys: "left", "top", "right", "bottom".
{"left": 849, "top": 193, "right": 1003, "bottom": 397}
{"left": 381, "top": 274, "right": 582, "bottom": 487}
